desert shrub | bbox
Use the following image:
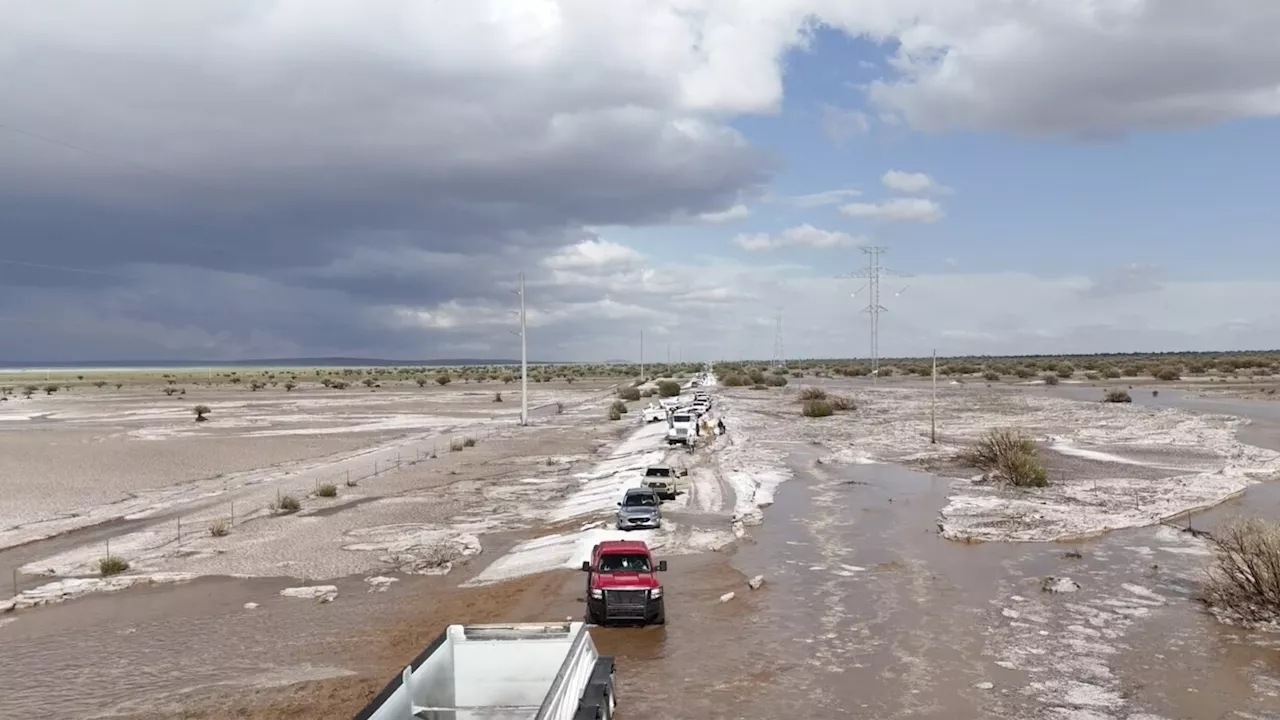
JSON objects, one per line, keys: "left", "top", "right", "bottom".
{"left": 93, "top": 380, "right": 107, "bottom": 389}
{"left": 828, "top": 395, "right": 856, "bottom": 411}
{"left": 493, "top": 392, "right": 503, "bottom": 402}
{"left": 607, "top": 405, "right": 622, "bottom": 420}
{"left": 1055, "top": 363, "right": 1074, "bottom": 379}
{"left": 43, "top": 384, "right": 59, "bottom": 395}
{"left": 97, "top": 555, "right": 130, "bottom": 576}
{"left": 656, "top": 380, "right": 681, "bottom": 397}
{"left": 1103, "top": 390, "right": 1132, "bottom": 403}
{"left": 1101, "top": 366, "right": 1122, "bottom": 379}
{"left": 961, "top": 428, "right": 1048, "bottom": 487}
{"left": 1084, "top": 372, "right": 1100, "bottom": 381}
{"left": 798, "top": 387, "right": 827, "bottom": 401}
{"left": 271, "top": 495, "right": 301, "bottom": 514}
{"left": 208, "top": 518, "right": 231, "bottom": 537}
{"left": 983, "top": 371, "right": 1000, "bottom": 381}
{"left": 316, "top": 483, "right": 338, "bottom": 498}
{"left": 1154, "top": 367, "right": 1180, "bottom": 381}
{"left": 802, "top": 399, "right": 833, "bottom": 417}
{"left": 284, "top": 381, "right": 296, "bottom": 391}
{"left": 193, "top": 404, "right": 211, "bottom": 421}
{"left": 609, "top": 399, "right": 628, "bottom": 415}
{"left": 764, "top": 374, "right": 788, "bottom": 387}
{"left": 1041, "top": 374, "right": 1060, "bottom": 386}
{"left": 330, "top": 379, "right": 349, "bottom": 389}
{"left": 450, "top": 438, "right": 465, "bottom": 452}
{"left": 720, "top": 373, "right": 750, "bottom": 387}
{"left": 1202, "top": 517, "right": 1280, "bottom": 623}
{"left": 436, "top": 374, "right": 452, "bottom": 385}
{"left": 416, "top": 377, "right": 428, "bottom": 387}
{"left": 462, "top": 436, "right": 477, "bottom": 447}
{"left": 616, "top": 386, "right": 641, "bottom": 402}
{"left": 1013, "top": 367, "right": 1033, "bottom": 378}
{"left": 555, "top": 401, "right": 565, "bottom": 414}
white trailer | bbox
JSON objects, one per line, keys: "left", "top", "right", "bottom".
{"left": 355, "top": 622, "right": 616, "bottom": 720}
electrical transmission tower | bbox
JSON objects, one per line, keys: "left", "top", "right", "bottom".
{"left": 771, "top": 308, "right": 785, "bottom": 369}
{"left": 837, "top": 246, "right": 909, "bottom": 384}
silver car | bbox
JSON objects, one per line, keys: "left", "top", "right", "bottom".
{"left": 616, "top": 488, "right": 663, "bottom": 530}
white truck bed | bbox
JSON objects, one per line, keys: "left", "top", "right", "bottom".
{"left": 355, "top": 622, "right": 610, "bottom": 720}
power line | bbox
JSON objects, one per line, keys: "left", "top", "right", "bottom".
{"left": 771, "top": 307, "right": 785, "bottom": 370}
{"left": 837, "top": 246, "right": 910, "bottom": 384}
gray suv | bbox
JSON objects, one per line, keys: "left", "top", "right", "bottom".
{"left": 616, "top": 487, "right": 663, "bottom": 530}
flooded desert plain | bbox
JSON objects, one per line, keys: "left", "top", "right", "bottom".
{"left": 2, "top": 368, "right": 1280, "bottom": 719}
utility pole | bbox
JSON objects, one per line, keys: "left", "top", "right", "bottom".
{"left": 666, "top": 342, "right": 670, "bottom": 366}
{"left": 931, "top": 349, "right": 937, "bottom": 443}
{"left": 771, "top": 307, "right": 785, "bottom": 370}
{"left": 510, "top": 273, "right": 529, "bottom": 426}
{"left": 639, "top": 330, "right": 644, "bottom": 381}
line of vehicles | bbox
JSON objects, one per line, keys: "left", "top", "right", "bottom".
{"left": 640, "top": 388, "right": 713, "bottom": 448}
{"left": 357, "top": 377, "right": 719, "bottom": 719}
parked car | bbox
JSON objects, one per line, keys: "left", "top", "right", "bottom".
{"left": 616, "top": 487, "right": 663, "bottom": 529}
{"left": 582, "top": 539, "right": 667, "bottom": 625}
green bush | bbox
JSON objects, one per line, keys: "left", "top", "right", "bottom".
{"left": 656, "top": 380, "right": 681, "bottom": 397}
{"left": 961, "top": 428, "right": 1048, "bottom": 487}
{"left": 616, "top": 386, "right": 641, "bottom": 402}
{"left": 97, "top": 556, "right": 130, "bottom": 576}
{"left": 1103, "top": 389, "right": 1132, "bottom": 403}
{"left": 801, "top": 399, "right": 833, "bottom": 417}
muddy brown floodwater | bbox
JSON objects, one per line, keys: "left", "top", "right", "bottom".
{"left": 7, "top": 384, "right": 1280, "bottom": 719}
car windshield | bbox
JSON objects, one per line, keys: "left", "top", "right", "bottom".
{"left": 624, "top": 493, "right": 658, "bottom": 507}
{"left": 645, "top": 468, "right": 671, "bottom": 477}
{"left": 598, "top": 553, "right": 651, "bottom": 573}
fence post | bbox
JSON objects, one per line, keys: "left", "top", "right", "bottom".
{"left": 12, "top": 568, "right": 17, "bottom": 598}
{"left": 230, "top": 501, "right": 235, "bottom": 526}
{"left": 374, "top": 460, "right": 379, "bottom": 476}
{"left": 177, "top": 517, "right": 182, "bottom": 545}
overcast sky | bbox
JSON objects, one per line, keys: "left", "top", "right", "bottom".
{"left": 3, "top": 1, "right": 1280, "bottom": 363}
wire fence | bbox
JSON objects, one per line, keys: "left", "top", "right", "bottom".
{"left": 6, "top": 383, "right": 625, "bottom": 599}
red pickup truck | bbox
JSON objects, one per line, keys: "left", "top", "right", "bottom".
{"left": 581, "top": 539, "right": 667, "bottom": 626}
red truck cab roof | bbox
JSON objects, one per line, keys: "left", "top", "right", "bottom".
{"left": 589, "top": 540, "right": 663, "bottom": 590}
{"left": 596, "top": 539, "right": 653, "bottom": 554}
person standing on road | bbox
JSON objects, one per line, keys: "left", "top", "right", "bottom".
{"left": 716, "top": 418, "right": 725, "bottom": 434}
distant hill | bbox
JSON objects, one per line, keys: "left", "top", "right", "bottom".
{"left": 0, "top": 357, "right": 581, "bottom": 369}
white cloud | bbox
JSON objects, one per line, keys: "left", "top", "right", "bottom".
{"left": 5, "top": 1, "right": 1280, "bottom": 361}
{"left": 790, "top": 189, "right": 862, "bottom": 208}
{"left": 697, "top": 204, "right": 752, "bottom": 224}
{"left": 820, "top": 104, "right": 870, "bottom": 145}
{"left": 541, "top": 239, "right": 643, "bottom": 273}
{"left": 733, "top": 224, "right": 864, "bottom": 252}
{"left": 881, "top": 170, "right": 950, "bottom": 195}
{"left": 839, "top": 198, "right": 944, "bottom": 223}
{"left": 386, "top": 240, "right": 1280, "bottom": 361}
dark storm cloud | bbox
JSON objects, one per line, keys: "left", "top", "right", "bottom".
{"left": 0, "top": 2, "right": 773, "bottom": 360}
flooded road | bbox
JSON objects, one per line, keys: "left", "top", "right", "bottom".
{"left": 6, "top": 384, "right": 1280, "bottom": 718}
{"left": 716, "top": 442, "right": 1280, "bottom": 719}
